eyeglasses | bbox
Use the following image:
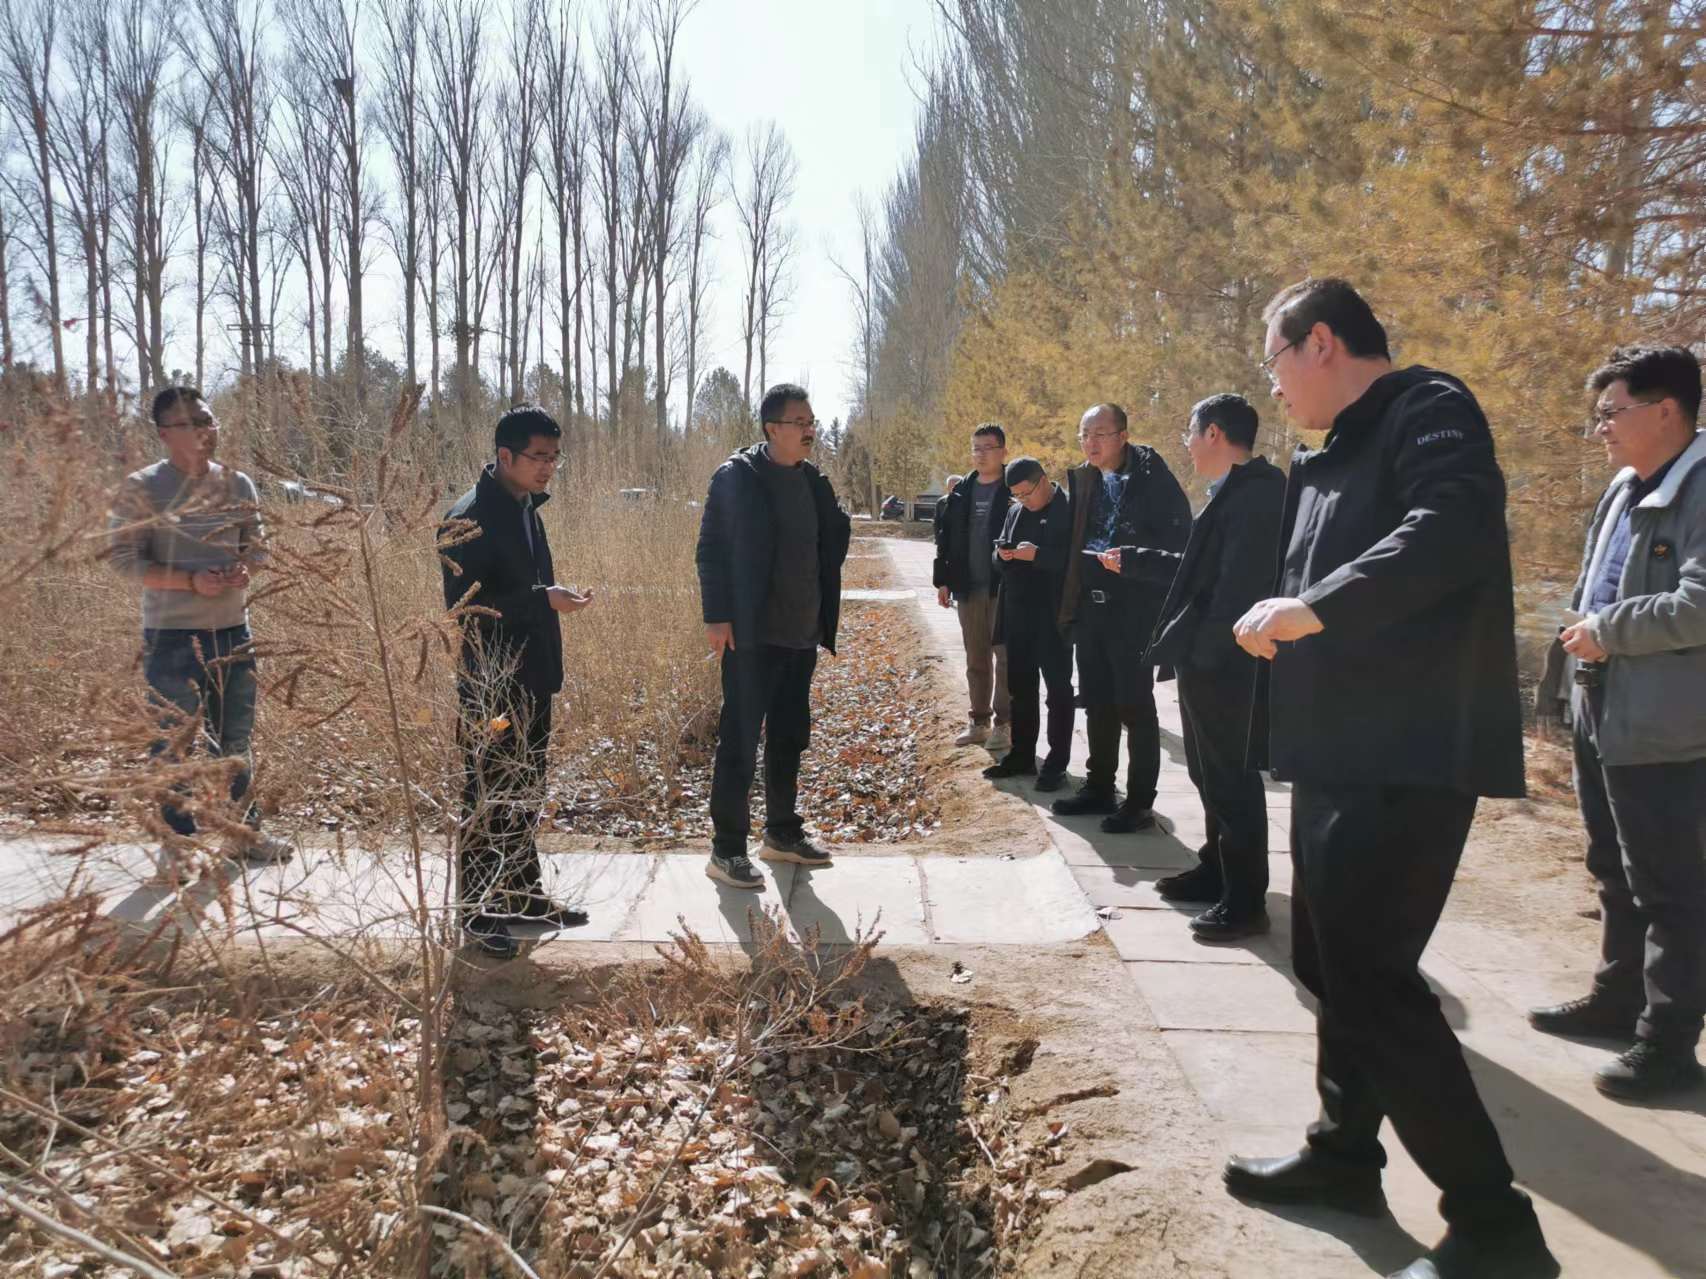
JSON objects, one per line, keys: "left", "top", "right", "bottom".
{"left": 517, "top": 450, "right": 561, "bottom": 467}
{"left": 1010, "top": 480, "right": 1042, "bottom": 500}
{"left": 1589, "top": 400, "right": 1659, "bottom": 431}
{"left": 1077, "top": 430, "right": 1123, "bottom": 444}
{"left": 970, "top": 444, "right": 1004, "bottom": 455}
{"left": 1259, "top": 337, "right": 1301, "bottom": 384}
{"left": 765, "top": 417, "right": 819, "bottom": 430}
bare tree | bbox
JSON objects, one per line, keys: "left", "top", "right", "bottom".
{"left": 679, "top": 122, "right": 725, "bottom": 435}
{"left": 375, "top": 0, "right": 425, "bottom": 389}
{"left": 50, "top": 0, "right": 116, "bottom": 400}
{"left": 639, "top": 0, "right": 699, "bottom": 441}
{"left": 424, "top": 0, "right": 486, "bottom": 411}
{"left": 830, "top": 192, "right": 880, "bottom": 511}
{"left": 0, "top": 172, "right": 13, "bottom": 367}
{"left": 110, "top": 0, "right": 174, "bottom": 399}
{"left": 730, "top": 120, "right": 796, "bottom": 412}
{"left": 275, "top": 61, "right": 339, "bottom": 378}
{"left": 0, "top": 0, "right": 66, "bottom": 387}
{"left": 498, "top": 0, "right": 544, "bottom": 402}
{"left": 540, "top": 1, "right": 587, "bottom": 426}
{"left": 589, "top": 10, "right": 634, "bottom": 431}
{"left": 757, "top": 216, "right": 794, "bottom": 397}
{"left": 422, "top": 141, "right": 445, "bottom": 401}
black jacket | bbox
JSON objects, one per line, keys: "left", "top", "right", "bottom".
{"left": 932, "top": 468, "right": 1012, "bottom": 597}
{"left": 440, "top": 464, "right": 564, "bottom": 697}
{"left": 1253, "top": 366, "right": 1525, "bottom": 798}
{"left": 696, "top": 444, "right": 852, "bottom": 653}
{"left": 991, "top": 484, "right": 1071, "bottom": 646}
{"left": 1137, "top": 456, "right": 1286, "bottom": 674}
{"left": 1059, "top": 443, "right": 1192, "bottom": 636}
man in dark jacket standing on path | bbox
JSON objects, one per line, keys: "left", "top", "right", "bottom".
{"left": 933, "top": 424, "right": 1014, "bottom": 753}
{"left": 441, "top": 405, "right": 593, "bottom": 960}
{"left": 985, "top": 456, "right": 1074, "bottom": 788}
{"left": 1128, "top": 394, "right": 1284, "bottom": 941}
{"left": 1053, "top": 404, "right": 1191, "bottom": 832}
{"left": 1227, "top": 279, "right": 1556, "bottom": 1279}
{"left": 697, "top": 384, "right": 852, "bottom": 890}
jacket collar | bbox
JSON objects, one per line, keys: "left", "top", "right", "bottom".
{"left": 733, "top": 441, "right": 822, "bottom": 479}
{"left": 1628, "top": 430, "right": 1706, "bottom": 510}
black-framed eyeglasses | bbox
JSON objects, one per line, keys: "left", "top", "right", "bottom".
{"left": 1588, "top": 400, "right": 1659, "bottom": 431}
{"left": 765, "top": 417, "right": 819, "bottom": 430}
{"left": 517, "top": 450, "right": 561, "bottom": 467}
{"left": 1010, "top": 479, "right": 1044, "bottom": 501}
{"left": 1259, "top": 337, "right": 1301, "bottom": 384}
{"left": 970, "top": 443, "right": 1004, "bottom": 455}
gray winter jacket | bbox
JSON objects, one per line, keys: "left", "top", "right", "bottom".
{"left": 1537, "top": 429, "right": 1706, "bottom": 764}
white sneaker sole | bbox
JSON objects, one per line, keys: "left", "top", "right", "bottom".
{"left": 758, "top": 846, "right": 833, "bottom": 867}
{"left": 705, "top": 861, "right": 764, "bottom": 889}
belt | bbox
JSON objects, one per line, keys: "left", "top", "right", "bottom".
{"left": 1089, "top": 589, "right": 1108, "bottom": 605}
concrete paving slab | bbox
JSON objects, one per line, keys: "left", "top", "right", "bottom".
{"left": 1049, "top": 819, "right": 1198, "bottom": 870}
{"left": 1126, "top": 960, "right": 1318, "bottom": 1034}
{"left": 783, "top": 857, "right": 929, "bottom": 945}
{"left": 922, "top": 852, "right": 1097, "bottom": 944}
{"left": 1164, "top": 1029, "right": 1319, "bottom": 1125}
{"left": 623, "top": 852, "right": 796, "bottom": 945}
{"left": 1101, "top": 901, "right": 1292, "bottom": 966}
{"left": 1069, "top": 863, "right": 1204, "bottom": 910}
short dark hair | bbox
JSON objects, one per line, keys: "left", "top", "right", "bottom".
{"left": 1263, "top": 277, "right": 1390, "bottom": 360}
{"left": 972, "top": 422, "right": 1006, "bottom": 448}
{"left": 1191, "top": 393, "right": 1259, "bottom": 450}
{"left": 151, "top": 385, "right": 204, "bottom": 427}
{"left": 759, "top": 382, "right": 811, "bottom": 438}
{"left": 495, "top": 404, "right": 562, "bottom": 456}
{"left": 1088, "top": 403, "right": 1128, "bottom": 434}
{"left": 1588, "top": 345, "right": 1702, "bottom": 425}
{"left": 1005, "top": 456, "right": 1044, "bottom": 488}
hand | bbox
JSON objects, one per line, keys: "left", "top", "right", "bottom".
{"left": 546, "top": 585, "right": 593, "bottom": 614}
{"left": 937, "top": 586, "right": 952, "bottom": 609}
{"left": 218, "top": 563, "right": 251, "bottom": 590}
{"left": 1096, "top": 548, "right": 1122, "bottom": 573}
{"left": 1560, "top": 620, "right": 1607, "bottom": 663}
{"left": 996, "top": 545, "right": 1015, "bottom": 561}
{"left": 1234, "top": 597, "right": 1324, "bottom": 661}
{"left": 189, "top": 568, "right": 228, "bottom": 597}
{"left": 705, "top": 621, "right": 735, "bottom": 656}
{"left": 1012, "top": 541, "right": 1039, "bottom": 562}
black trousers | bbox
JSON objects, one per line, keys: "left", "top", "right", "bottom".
{"left": 1292, "top": 783, "right": 1532, "bottom": 1236}
{"left": 1005, "top": 619, "right": 1075, "bottom": 773}
{"left": 1574, "top": 684, "right": 1706, "bottom": 1047}
{"left": 1178, "top": 666, "right": 1268, "bottom": 912}
{"left": 1075, "top": 597, "right": 1159, "bottom": 805}
{"left": 709, "top": 643, "right": 818, "bottom": 857}
{"left": 457, "top": 686, "right": 551, "bottom": 913}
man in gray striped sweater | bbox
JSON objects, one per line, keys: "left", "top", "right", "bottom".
{"left": 108, "top": 386, "right": 293, "bottom": 880}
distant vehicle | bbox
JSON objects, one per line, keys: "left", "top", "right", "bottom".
{"left": 272, "top": 478, "right": 344, "bottom": 508}
{"left": 618, "top": 487, "right": 659, "bottom": 504}
{"left": 911, "top": 492, "right": 942, "bottom": 522}
{"left": 880, "top": 495, "right": 905, "bottom": 520}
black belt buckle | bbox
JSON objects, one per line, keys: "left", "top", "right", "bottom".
{"left": 1573, "top": 663, "right": 1604, "bottom": 688}
{"left": 1089, "top": 589, "right": 1108, "bottom": 605}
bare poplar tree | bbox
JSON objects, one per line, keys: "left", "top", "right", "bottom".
{"left": 110, "top": 0, "right": 174, "bottom": 399}
{"left": 0, "top": 174, "right": 12, "bottom": 367}
{"left": 50, "top": 0, "right": 116, "bottom": 400}
{"left": 422, "top": 142, "right": 445, "bottom": 401}
{"left": 831, "top": 192, "right": 880, "bottom": 511}
{"left": 424, "top": 0, "right": 486, "bottom": 411}
{"left": 679, "top": 122, "right": 725, "bottom": 434}
{"left": 375, "top": 0, "right": 425, "bottom": 389}
{"left": 499, "top": 0, "right": 545, "bottom": 402}
{"left": 275, "top": 62, "right": 339, "bottom": 379}
{"left": 0, "top": 0, "right": 66, "bottom": 387}
{"left": 730, "top": 120, "right": 796, "bottom": 412}
{"left": 640, "top": 0, "right": 698, "bottom": 441}
{"left": 589, "top": 10, "right": 634, "bottom": 431}
{"left": 540, "top": 2, "right": 587, "bottom": 426}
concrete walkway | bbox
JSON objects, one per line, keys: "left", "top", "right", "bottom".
{"left": 3, "top": 534, "right": 1702, "bottom": 1276}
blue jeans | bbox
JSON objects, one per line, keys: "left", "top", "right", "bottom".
{"left": 143, "top": 626, "right": 260, "bottom": 837}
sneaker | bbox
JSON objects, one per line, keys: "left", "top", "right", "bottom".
{"left": 1034, "top": 768, "right": 1068, "bottom": 793}
{"left": 954, "top": 722, "right": 991, "bottom": 747}
{"left": 1528, "top": 992, "right": 1639, "bottom": 1041}
{"left": 1050, "top": 785, "right": 1119, "bottom": 817}
{"left": 706, "top": 852, "right": 764, "bottom": 889}
{"left": 462, "top": 913, "right": 519, "bottom": 960}
{"left": 1155, "top": 862, "right": 1223, "bottom": 904}
{"left": 142, "top": 835, "right": 194, "bottom": 888}
{"left": 982, "top": 755, "right": 1037, "bottom": 780}
{"left": 226, "top": 832, "right": 295, "bottom": 866}
{"left": 1190, "top": 903, "right": 1271, "bottom": 942}
{"left": 1100, "top": 804, "right": 1157, "bottom": 834}
{"left": 759, "top": 832, "right": 833, "bottom": 867}
{"left": 1593, "top": 1039, "right": 1705, "bottom": 1101}
{"left": 985, "top": 724, "right": 1011, "bottom": 754}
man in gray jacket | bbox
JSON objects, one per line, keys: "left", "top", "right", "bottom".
{"left": 1533, "top": 344, "right": 1706, "bottom": 1101}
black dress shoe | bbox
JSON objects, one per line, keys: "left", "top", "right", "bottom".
{"left": 1051, "top": 786, "right": 1118, "bottom": 817}
{"left": 1594, "top": 1039, "right": 1705, "bottom": 1100}
{"left": 505, "top": 896, "right": 590, "bottom": 929}
{"left": 463, "top": 914, "right": 519, "bottom": 960}
{"left": 1155, "top": 862, "right": 1223, "bottom": 904}
{"left": 1191, "top": 904, "right": 1271, "bottom": 942}
{"left": 983, "top": 756, "right": 1038, "bottom": 780}
{"left": 1100, "top": 804, "right": 1157, "bottom": 834}
{"left": 1034, "top": 769, "right": 1067, "bottom": 793}
{"left": 1388, "top": 1222, "right": 1560, "bottom": 1279}
{"left": 1223, "top": 1150, "right": 1386, "bottom": 1217}
{"left": 1528, "top": 991, "right": 1638, "bottom": 1040}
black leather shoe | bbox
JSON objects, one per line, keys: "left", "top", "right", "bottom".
{"left": 1100, "top": 804, "right": 1157, "bottom": 834}
{"left": 504, "top": 896, "right": 590, "bottom": 929}
{"left": 463, "top": 914, "right": 519, "bottom": 960}
{"left": 1155, "top": 862, "right": 1223, "bottom": 904}
{"left": 1387, "top": 1222, "right": 1560, "bottom": 1279}
{"left": 1528, "top": 992, "right": 1638, "bottom": 1040}
{"left": 1051, "top": 786, "right": 1118, "bottom": 817}
{"left": 1594, "top": 1039, "right": 1705, "bottom": 1100}
{"left": 1223, "top": 1150, "right": 1386, "bottom": 1217}
{"left": 1034, "top": 769, "right": 1067, "bottom": 792}
{"left": 983, "top": 756, "right": 1038, "bottom": 780}
{"left": 1191, "top": 904, "right": 1271, "bottom": 942}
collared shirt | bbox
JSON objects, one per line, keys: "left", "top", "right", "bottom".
{"left": 1084, "top": 470, "right": 1128, "bottom": 553}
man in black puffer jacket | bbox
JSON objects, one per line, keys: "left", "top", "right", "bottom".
{"left": 1226, "top": 278, "right": 1556, "bottom": 1279}
{"left": 696, "top": 383, "right": 852, "bottom": 890}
